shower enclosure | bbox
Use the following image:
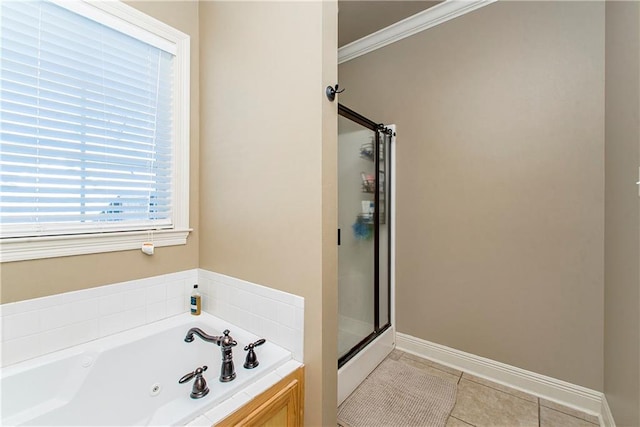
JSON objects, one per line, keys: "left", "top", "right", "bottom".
{"left": 337, "top": 104, "right": 394, "bottom": 403}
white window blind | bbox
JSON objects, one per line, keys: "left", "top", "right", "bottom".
{"left": 0, "top": 0, "right": 176, "bottom": 239}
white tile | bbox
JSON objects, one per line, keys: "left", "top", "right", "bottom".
{"left": 209, "top": 278, "right": 221, "bottom": 296}
{"left": 259, "top": 318, "right": 279, "bottom": 344}
{"left": 0, "top": 303, "right": 19, "bottom": 317}
{"left": 205, "top": 392, "right": 253, "bottom": 424}
{"left": 203, "top": 297, "right": 217, "bottom": 315}
{"left": 166, "top": 281, "right": 184, "bottom": 299}
{"left": 245, "top": 313, "right": 263, "bottom": 338}
{"left": 266, "top": 288, "right": 293, "bottom": 304}
{"left": 166, "top": 297, "right": 185, "bottom": 317}
{"left": 1, "top": 334, "right": 41, "bottom": 367}
{"left": 171, "top": 269, "right": 196, "bottom": 281}
{"left": 252, "top": 296, "right": 278, "bottom": 323}
{"left": 40, "top": 303, "right": 74, "bottom": 331}
{"left": 2, "top": 310, "right": 41, "bottom": 341}
{"left": 243, "top": 372, "right": 281, "bottom": 397}
{"left": 71, "top": 298, "right": 100, "bottom": 323}
{"left": 240, "top": 279, "right": 266, "bottom": 296}
{"left": 139, "top": 276, "right": 164, "bottom": 288}
{"left": 276, "top": 302, "right": 296, "bottom": 329}
{"left": 294, "top": 307, "right": 304, "bottom": 331}
{"left": 40, "top": 325, "right": 77, "bottom": 355}
{"left": 17, "top": 294, "right": 66, "bottom": 311}
{"left": 65, "top": 286, "right": 102, "bottom": 303}
{"left": 184, "top": 280, "right": 196, "bottom": 296}
{"left": 100, "top": 281, "right": 132, "bottom": 296}
{"left": 197, "top": 278, "right": 211, "bottom": 297}
{"left": 293, "top": 335, "right": 304, "bottom": 362}
{"left": 277, "top": 325, "right": 296, "bottom": 352}
{"left": 99, "top": 312, "right": 125, "bottom": 337}
{"left": 213, "top": 300, "right": 231, "bottom": 322}
{"left": 185, "top": 415, "right": 213, "bottom": 427}
{"left": 66, "top": 320, "right": 100, "bottom": 347}
{"left": 275, "top": 360, "right": 302, "bottom": 378}
{"left": 120, "top": 309, "right": 146, "bottom": 331}
{"left": 228, "top": 286, "right": 242, "bottom": 308}
{"left": 123, "top": 288, "right": 147, "bottom": 311}
{"left": 230, "top": 288, "right": 253, "bottom": 311}
{"left": 145, "top": 283, "right": 167, "bottom": 305}
{"left": 99, "top": 293, "right": 126, "bottom": 316}
{"left": 200, "top": 295, "right": 211, "bottom": 314}
{"left": 146, "top": 301, "right": 166, "bottom": 323}
{"left": 217, "top": 283, "right": 231, "bottom": 306}
{"left": 228, "top": 308, "right": 251, "bottom": 334}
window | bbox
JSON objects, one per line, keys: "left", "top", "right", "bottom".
{"left": 0, "top": 0, "right": 190, "bottom": 262}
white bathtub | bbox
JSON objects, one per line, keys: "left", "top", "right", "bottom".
{"left": 0, "top": 313, "right": 291, "bottom": 426}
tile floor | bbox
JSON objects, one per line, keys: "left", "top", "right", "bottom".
{"left": 340, "top": 349, "right": 601, "bottom": 427}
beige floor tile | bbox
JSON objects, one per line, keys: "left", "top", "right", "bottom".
{"left": 400, "top": 352, "right": 464, "bottom": 377}
{"left": 451, "top": 378, "right": 538, "bottom": 427}
{"left": 461, "top": 373, "right": 538, "bottom": 403}
{"left": 539, "top": 398, "right": 599, "bottom": 425}
{"left": 446, "top": 415, "right": 476, "bottom": 427}
{"left": 540, "top": 406, "right": 599, "bottom": 427}
{"left": 398, "top": 355, "right": 462, "bottom": 384}
{"left": 387, "top": 348, "right": 404, "bottom": 361}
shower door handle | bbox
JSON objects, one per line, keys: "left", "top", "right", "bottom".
{"left": 338, "top": 229, "right": 341, "bottom": 246}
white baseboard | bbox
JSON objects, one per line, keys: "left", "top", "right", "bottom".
{"left": 396, "top": 332, "right": 605, "bottom": 424}
{"left": 600, "top": 395, "right": 617, "bottom": 427}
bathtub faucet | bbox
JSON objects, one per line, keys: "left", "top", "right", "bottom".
{"left": 184, "top": 328, "right": 237, "bottom": 382}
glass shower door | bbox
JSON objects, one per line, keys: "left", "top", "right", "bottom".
{"left": 337, "top": 103, "right": 393, "bottom": 367}
{"left": 337, "top": 114, "right": 377, "bottom": 360}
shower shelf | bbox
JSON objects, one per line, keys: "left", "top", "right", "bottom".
{"left": 361, "top": 182, "right": 375, "bottom": 193}
{"left": 359, "top": 142, "right": 374, "bottom": 161}
{"left": 357, "top": 213, "right": 374, "bottom": 224}
{"left": 361, "top": 172, "right": 375, "bottom": 193}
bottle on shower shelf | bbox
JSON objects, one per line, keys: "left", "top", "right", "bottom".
{"left": 190, "top": 285, "right": 201, "bottom": 316}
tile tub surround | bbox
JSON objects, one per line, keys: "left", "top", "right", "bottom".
{"left": 197, "top": 269, "right": 304, "bottom": 363}
{"left": 0, "top": 269, "right": 304, "bottom": 367}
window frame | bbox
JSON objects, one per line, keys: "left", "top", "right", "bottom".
{"left": 0, "top": 0, "right": 191, "bottom": 262}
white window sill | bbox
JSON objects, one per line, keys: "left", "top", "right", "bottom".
{"left": 0, "top": 229, "right": 192, "bottom": 262}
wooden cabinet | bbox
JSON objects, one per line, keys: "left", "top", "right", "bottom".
{"left": 216, "top": 366, "right": 304, "bottom": 427}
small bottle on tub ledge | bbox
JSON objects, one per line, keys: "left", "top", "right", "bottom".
{"left": 190, "top": 285, "right": 201, "bottom": 315}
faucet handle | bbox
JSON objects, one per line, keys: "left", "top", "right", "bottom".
{"left": 243, "top": 339, "right": 266, "bottom": 369}
{"left": 178, "top": 366, "right": 210, "bottom": 399}
{"left": 179, "top": 365, "right": 208, "bottom": 384}
{"left": 244, "top": 338, "right": 266, "bottom": 351}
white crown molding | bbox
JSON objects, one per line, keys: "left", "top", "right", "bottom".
{"left": 338, "top": 0, "right": 497, "bottom": 64}
{"left": 396, "top": 332, "right": 604, "bottom": 420}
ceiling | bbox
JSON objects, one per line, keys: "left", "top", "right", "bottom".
{"left": 338, "top": 1, "right": 442, "bottom": 48}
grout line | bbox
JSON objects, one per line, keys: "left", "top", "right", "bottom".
{"left": 538, "top": 398, "right": 541, "bottom": 427}
{"left": 460, "top": 374, "right": 538, "bottom": 404}
{"left": 450, "top": 415, "right": 476, "bottom": 427}
{"left": 539, "top": 401, "right": 599, "bottom": 425}
{"left": 400, "top": 353, "right": 463, "bottom": 379}
{"left": 542, "top": 406, "right": 600, "bottom": 426}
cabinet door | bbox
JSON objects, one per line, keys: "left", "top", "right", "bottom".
{"left": 241, "top": 377, "right": 300, "bottom": 426}
{"left": 217, "top": 367, "right": 304, "bottom": 427}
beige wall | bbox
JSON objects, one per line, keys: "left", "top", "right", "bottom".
{"left": 339, "top": 1, "right": 605, "bottom": 390}
{"left": 198, "top": 2, "right": 338, "bottom": 425}
{"left": 604, "top": 2, "right": 640, "bottom": 426}
{"left": 0, "top": 1, "right": 200, "bottom": 304}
